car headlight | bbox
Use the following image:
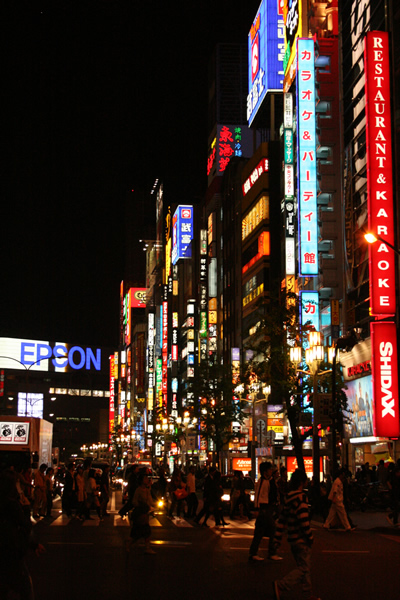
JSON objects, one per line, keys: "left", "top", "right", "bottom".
{"left": 221, "top": 494, "right": 230, "bottom": 502}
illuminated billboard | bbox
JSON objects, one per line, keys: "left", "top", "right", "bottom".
{"left": 247, "top": 0, "right": 284, "bottom": 126}
{"left": 300, "top": 290, "right": 319, "bottom": 332}
{"left": 18, "top": 393, "right": 43, "bottom": 419}
{"left": 130, "top": 288, "right": 147, "bottom": 308}
{"left": 371, "top": 321, "right": 399, "bottom": 438}
{"left": 0, "top": 421, "right": 30, "bottom": 445}
{"left": 297, "top": 38, "right": 318, "bottom": 276}
{"left": 343, "top": 376, "right": 374, "bottom": 438}
{"left": 364, "top": 31, "right": 396, "bottom": 316}
{"left": 171, "top": 205, "right": 193, "bottom": 265}
{"left": 0, "top": 338, "right": 102, "bottom": 372}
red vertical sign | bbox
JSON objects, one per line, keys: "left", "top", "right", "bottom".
{"left": 364, "top": 32, "right": 396, "bottom": 316}
{"left": 371, "top": 321, "right": 399, "bottom": 438}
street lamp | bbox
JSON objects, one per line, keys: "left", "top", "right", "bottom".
{"left": 290, "top": 331, "right": 331, "bottom": 486}
{"left": 364, "top": 232, "right": 400, "bottom": 256}
{"left": 330, "top": 329, "right": 360, "bottom": 474}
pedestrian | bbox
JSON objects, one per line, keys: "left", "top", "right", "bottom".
{"left": 85, "top": 468, "right": 102, "bottom": 520}
{"left": 168, "top": 468, "right": 187, "bottom": 518}
{"left": 100, "top": 464, "right": 110, "bottom": 517}
{"left": 119, "top": 464, "right": 139, "bottom": 519}
{"left": 323, "top": 468, "right": 355, "bottom": 531}
{"left": 127, "top": 472, "right": 156, "bottom": 555}
{"left": 233, "top": 470, "right": 252, "bottom": 520}
{"left": 74, "top": 465, "right": 86, "bottom": 520}
{"left": 377, "top": 459, "right": 388, "bottom": 488}
{"left": 387, "top": 459, "right": 400, "bottom": 526}
{"left": 249, "top": 461, "right": 282, "bottom": 561}
{"left": 214, "top": 470, "right": 229, "bottom": 526}
{"left": 32, "top": 463, "right": 47, "bottom": 518}
{"left": 0, "top": 468, "right": 46, "bottom": 600}
{"left": 186, "top": 465, "right": 199, "bottom": 518}
{"left": 273, "top": 469, "right": 319, "bottom": 600}
{"left": 45, "top": 467, "right": 54, "bottom": 517}
{"left": 194, "top": 466, "right": 217, "bottom": 526}
{"left": 62, "top": 462, "right": 76, "bottom": 517}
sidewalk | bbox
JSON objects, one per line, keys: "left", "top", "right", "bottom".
{"left": 312, "top": 509, "right": 400, "bottom": 531}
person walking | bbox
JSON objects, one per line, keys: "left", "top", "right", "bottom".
{"left": 249, "top": 461, "right": 282, "bottom": 561}
{"left": 119, "top": 464, "right": 139, "bottom": 519}
{"left": 387, "top": 459, "right": 400, "bottom": 526}
{"left": 194, "top": 466, "right": 217, "bottom": 526}
{"left": 100, "top": 464, "right": 110, "bottom": 517}
{"left": 85, "top": 468, "right": 102, "bottom": 520}
{"left": 0, "top": 469, "right": 46, "bottom": 600}
{"left": 74, "top": 465, "right": 86, "bottom": 520}
{"left": 45, "top": 467, "right": 54, "bottom": 517}
{"left": 186, "top": 466, "right": 199, "bottom": 518}
{"left": 214, "top": 470, "right": 229, "bottom": 527}
{"left": 62, "top": 462, "right": 76, "bottom": 518}
{"left": 127, "top": 472, "right": 156, "bottom": 555}
{"left": 273, "top": 469, "right": 319, "bottom": 600}
{"left": 32, "top": 463, "right": 47, "bottom": 518}
{"left": 323, "top": 468, "right": 355, "bottom": 531}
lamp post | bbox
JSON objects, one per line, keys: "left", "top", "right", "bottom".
{"left": 290, "top": 332, "right": 331, "bottom": 486}
{"left": 364, "top": 232, "right": 400, "bottom": 256}
{"left": 330, "top": 330, "right": 360, "bottom": 475}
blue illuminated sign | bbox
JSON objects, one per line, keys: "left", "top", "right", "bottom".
{"left": 300, "top": 291, "right": 319, "bottom": 332}
{"left": 172, "top": 205, "right": 193, "bottom": 265}
{"left": 20, "top": 342, "right": 101, "bottom": 371}
{"left": 247, "top": 0, "right": 284, "bottom": 126}
{"left": 297, "top": 38, "right": 318, "bottom": 276}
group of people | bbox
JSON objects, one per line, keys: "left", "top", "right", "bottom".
{"left": 61, "top": 459, "right": 110, "bottom": 521}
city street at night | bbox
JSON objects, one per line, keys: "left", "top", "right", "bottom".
{"left": 26, "top": 492, "right": 400, "bottom": 600}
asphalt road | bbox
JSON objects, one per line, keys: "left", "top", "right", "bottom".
{"left": 26, "top": 492, "right": 400, "bottom": 600}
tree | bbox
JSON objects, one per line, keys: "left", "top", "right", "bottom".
{"left": 240, "top": 290, "right": 348, "bottom": 473}
{"left": 191, "top": 361, "right": 246, "bottom": 467}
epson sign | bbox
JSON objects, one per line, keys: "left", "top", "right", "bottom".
{"left": 0, "top": 338, "right": 102, "bottom": 372}
{"left": 21, "top": 343, "right": 101, "bottom": 371}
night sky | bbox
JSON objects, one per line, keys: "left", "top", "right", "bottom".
{"left": 3, "top": 0, "right": 258, "bottom": 348}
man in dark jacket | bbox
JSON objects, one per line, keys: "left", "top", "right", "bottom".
{"left": 273, "top": 469, "right": 320, "bottom": 600}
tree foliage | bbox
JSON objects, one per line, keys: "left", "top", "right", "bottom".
{"left": 240, "top": 291, "right": 348, "bottom": 471}
{"left": 191, "top": 361, "right": 246, "bottom": 463}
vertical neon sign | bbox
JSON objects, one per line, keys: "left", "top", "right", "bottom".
{"left": 297, "top": 38, "right": 318, "bottom": 276}
{"left": 364, "top": 31, "right": 396, "bottom": 316}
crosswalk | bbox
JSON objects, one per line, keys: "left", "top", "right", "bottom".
{"left": 47, "top": 512, "right": 255, "bottom": 529}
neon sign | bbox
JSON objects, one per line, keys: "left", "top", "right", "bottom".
{"left": 247, "top": 0, "right": 284, "bottom": 125}
{"left": 172, "top": 205, "right": 193, "bottom": 265}
{"left": 364, "top": 31, "right": 396, "bottom": 316}
{"left": 242, "top": 158, "right": 269, "bottom": 196}
{"left": 217, "top": 125, "right": 242, "bottom": 173}
{"left": 19, "top": 341, "right": 101, "bottom": 370}
{"left": 297, "top": 38, "right": 318, "bottom": 276}
{"left": 300, "top": 290, "right": 319, "bottom": 332}
{"left": 371, "top": 321, "right": 400, "bottom": 438}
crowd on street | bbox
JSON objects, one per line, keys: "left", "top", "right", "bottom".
{"left": 1, "top": 456, "right": 399, "bottom": 599}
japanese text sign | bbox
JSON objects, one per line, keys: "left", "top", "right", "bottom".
{"left": 297, "top": 38, "right": 318, "bottom": 276}
{"left": 172, "top": 205, "right": 193, "bottom": 265}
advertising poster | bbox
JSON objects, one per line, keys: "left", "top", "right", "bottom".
{"left": 344, "top": 375, "right": 374, "bottom": 438}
